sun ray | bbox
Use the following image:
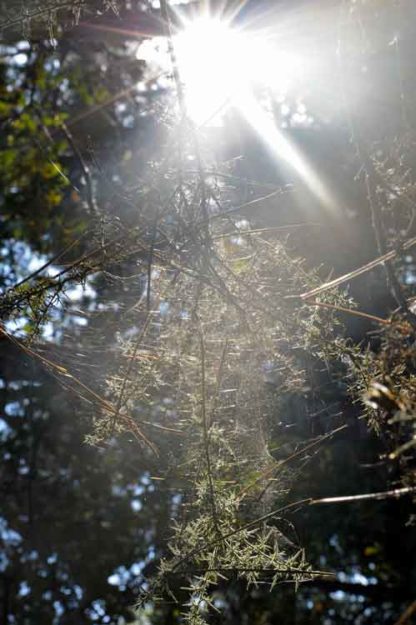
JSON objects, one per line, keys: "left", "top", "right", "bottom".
{"left": 135, "top": 3, "right": 337, "bottom": 212}
{"left": 239, "top": 94, "right": 337, "bottom": 213}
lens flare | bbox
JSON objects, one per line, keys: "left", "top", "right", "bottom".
{"left": 173, "top": 17, "right": 248, "bottom": 124}
{"left": 173, "top": 17, "right": 302, "bottom": 124}
{"left": 137, "top": 11, "right": 336, "bottom": 213}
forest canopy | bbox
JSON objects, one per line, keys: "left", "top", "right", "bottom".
{"left": 1, "top": 1, "right": 416, "bottom": 624}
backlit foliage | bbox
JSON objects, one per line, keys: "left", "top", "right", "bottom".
{"left": 95, "top": 162, "right": 354, "bottom": 620}
{"left": 3, "top": 0, "right": 416, "bottom": 622}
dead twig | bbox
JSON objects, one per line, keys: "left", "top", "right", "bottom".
{"left": 0, "top": 325, "right": 157, "bottom": 453}
{"left": 307, "top": 299, "right": 391, "bottom": 326}
{"left": 299, "top": 235, "right": 416, "bottom": 300}
{"left": 393, "top": 599, "right": 416, "bottom": 625}
{"left": 310, "top": 485, "right": 416, "bottom": 505}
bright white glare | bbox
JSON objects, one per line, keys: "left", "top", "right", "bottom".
{"left": 174, "top": 18, "right": 248, "bottom": 124}
{"left": 136, "top": 17, "right": 301, "bottom": 125}
{"left": 172, "top": 18, "right": 299, "bottom": 125}
{"left": 137, "top": 15, "right": 335, "bottom": 211}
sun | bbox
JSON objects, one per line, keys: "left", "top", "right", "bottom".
{"left": 173, "top": 17, "right": 273, "bottom": 125}
{"left": 136, "top": 12, "right": 335, "bottom": 212}
{"left": 137, "top": 15, "right": 300, "bottom": 126}
{"left": 171, "top": 16, "right": 336, "bottom": 211}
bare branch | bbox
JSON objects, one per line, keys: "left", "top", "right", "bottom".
{"left": 310, "top": 486, "right": 416, "bottom": 505}
{"left": 299, "top": 235, "right": 416, "bottom": 300}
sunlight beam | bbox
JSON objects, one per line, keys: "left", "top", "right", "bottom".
{"left": 239, "top": 94, "right": 337, "bottom": 213}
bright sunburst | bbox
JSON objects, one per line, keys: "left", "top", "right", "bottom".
{"left": 173, "top": 17, "right": 256, "bottom": 124}
{"left": 137, "top": 14, "right": 300, "bottom": 126}
{"left": 137, "top": 9, "right": 335, "bottom": 212}
{"left": 172, "top": 16, "right": 303, "bottom": 126}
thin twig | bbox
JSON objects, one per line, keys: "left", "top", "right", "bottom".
{"left": 310, "top": 485, "right": 416, "bottom": 505}
{"left": 0, "top": 325, "right": 157, "bottom": 452}
{"left": 188, "top": 567, "right": 335, "bottom": 578}
{"left": 212, "top": 223, "right": 320, "bottom": 239}
{"left": 360, "top": 144, "right": 415, "bottom": 322}
{"left": 239, "top": 423, "right": 349, "bottom": 502}
{"left": 209, "top": 188, "right": 292, "bottom": 223}
{"left": 146, "top": 211, "right": 160, "bottom": 311}
{"left": 159, "top": 0, "right": 186, "bottom": 118}
{"left": 299, "top": 234, "right": 416, "bottom": 300}
{"left": 111, "top": 312, "right": 153, "bottom": 436}
{"left": 61, "top": 122, "right": 99, "bottom": 216}
{"left": 210, "top": 339, "right": 229, "bottom": 426}
{"left": 0, "top": 1, "right": 86, "bottom": 33}
{"left": 197, "top": 320, "right": 220, "bottom": 534}
{"left": 7, "top": 230, "right": 89, "bottom": 293}
{"left": 307, "top": 299, "right": 391, "bottom": 326}
{"left": 393, "top": 599, "right": 416, "bottom": 625}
